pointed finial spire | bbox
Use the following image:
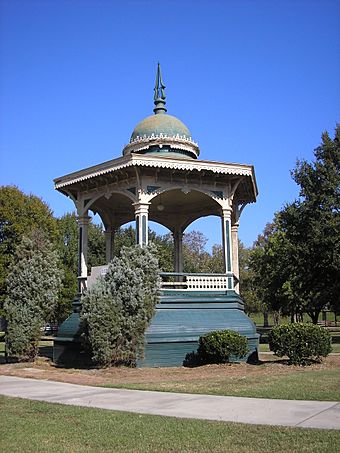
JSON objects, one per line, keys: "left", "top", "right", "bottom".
{"left": 153, "top": 62, "right": 167, "bottom": 114}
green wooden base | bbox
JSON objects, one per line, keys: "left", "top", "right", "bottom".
{"left": 138, "top": 290, "right": 259, "bottom": 367}
{"left": 53, "top": 290, "right": 259, "bottom": 368}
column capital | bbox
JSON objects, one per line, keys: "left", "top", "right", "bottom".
{"left": 133, "top": 202, "right": 151, "bottom": 216}
{"left": 77, "top": 214, "right": 91, "bottom": 226}
{"left": 104, "top": 228, "right": 115, "bottom": 235}
{"left": 221, "top": 207, "right": 232, "bottom": 218}
{"left": 172, "top": 228, "right": 184, "bottom": 239}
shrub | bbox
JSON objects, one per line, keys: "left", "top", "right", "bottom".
{"left": 4, "top": 229, "right": 62, "bottom": 361}
{"left": 197, "top": 329, "right": 249, "bottom": 364}
{"left": 81, "top": 244, "right": 161, "bottom": 367}
{"left": 268, "top": 323, "right": 332, "bottom": 365}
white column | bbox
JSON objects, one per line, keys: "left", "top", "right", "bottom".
{"left": 221, "top": 207, "right": 234, "bottom": 290}
{"left": 231, "top": 223, "right": 240, "bottom": 294}
{"left": 77, "top": 214, "right": 91, "bottom": 292}
{"left": 173, "top": 229, "right": 184, "bottom": 273}
{"left": 133, "top": 202, "right": 150, "bottom": 246}
{"left": 105, "top": 228, "right": 115, "bottom": 263}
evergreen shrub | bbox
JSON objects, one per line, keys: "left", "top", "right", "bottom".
{"left": 4, "top": 229, "right": 62, "bottom": 361}
{"left": 197, "top": 329, "right": 249, "bottom": 364}
{"left": 268, "top": 323, "right": 332, "bottom": 365}
{"left": 81, "top": 245, "right": 161, "bottom": 367}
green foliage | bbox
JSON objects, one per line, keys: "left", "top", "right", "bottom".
{"left": 238, "top": 241, "right": 262, "bottom": 314}
{"left": 149, "top": 230, "right": 173, "bottom": 272}
{"left": 81, "top": 245, "right": 161, "bottom": 367}
{"left": 80, "top": 277, "right": 120, "bottom": 366}
{"left": 268, "top": 323, "right": 332, "bottom": 365}
{"left": 197, "top": 329, "right": 249, "bottom": 364}
{"left": 249, "top": 127, "right": 340, "bottom": 323}
{"left": 249, "top": 222, "right": 297, "bottom": 320}
{"left": 55, "top": 213, "right": 106, "bottom": 323}
{"left": 114, "top": 226, "right": 173, "bottom": 272}
{"left": 55, "top": 214, "right": 78, "bottom": 322}
{"left": 278, "top": 127, "right": 340, "bottom": 322}
{"left": 113, "top": 225, "right": 136, "bottom": 255}
{"left": 183, "top": 231, "right": 212, "bottom": 273}
{"left": 4, "top": 229, "right": 63, "bottom": 361}
{"left": 0, "top": 186, "right": 57, "bottom": 306}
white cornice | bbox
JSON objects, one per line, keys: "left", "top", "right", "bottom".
{"left": 54, "top": 154, "right": 256, "bottom": 191}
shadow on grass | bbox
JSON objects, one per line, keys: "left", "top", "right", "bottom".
{"left": 181, "top": 349, "right": 315, "bottom": 368}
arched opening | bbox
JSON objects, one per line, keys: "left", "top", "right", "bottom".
{"left": 183, "top": 216, "right": 223, "bottom": 274}
{"left": 149, "top": 188, "right": 221, "bottom": 232}
{"left": 86, "top": 192, "right": 135, "bottom": 231}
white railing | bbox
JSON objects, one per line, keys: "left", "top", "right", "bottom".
{"left": 160, "top": 272, "right": 236, "bottom": 291}
{"left": 87, "top": 269, "right": 237, "bottom": 292}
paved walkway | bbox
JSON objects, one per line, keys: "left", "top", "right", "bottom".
{"left": 0, "top": 375, "right": 339, "bottom": 430}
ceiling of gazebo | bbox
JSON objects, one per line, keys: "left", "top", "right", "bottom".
{"left": 149, "top": 189, "right": 220, "bottom": 231}
{"left": 89, "top": 188, "right": 220, "bottom": 232}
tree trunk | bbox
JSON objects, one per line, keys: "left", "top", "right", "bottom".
{"left": 263, "top": 311, "right": 269, "bottom": 327}
{"left": 308, "top": 311, "right": 320, "bottom": 325}
{"left": 273, "top": 311, "right": 281, "bottom": 326}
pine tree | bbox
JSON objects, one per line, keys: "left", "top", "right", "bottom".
{"left": 4, "top": 229, "right": 63, "bottom": 361}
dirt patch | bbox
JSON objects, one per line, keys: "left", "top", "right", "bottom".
{"left": 1, "top": 355, "right": 339, "bottom": 388}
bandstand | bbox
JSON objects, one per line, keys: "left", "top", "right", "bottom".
{"left": 53, "top": 65, "right": 259, "bottom": 367}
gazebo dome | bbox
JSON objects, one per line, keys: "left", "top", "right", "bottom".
{"left": 131, "top": 113, "right": 191, "bottom": 141}
{"left": 122, "top": 64, "right": 200, "bottom": 160}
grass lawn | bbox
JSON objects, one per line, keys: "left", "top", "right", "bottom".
{"left": 0, "top": 396, "right": 339, "bottom": 453}
{"left": 331, "top": 343, "right": 340, "bottom": 353}
{"left": 108, "top": 364, "right": 340, "bottom": 401}
{"left": 250, "top": 312, "right": 339, "bottom": 327}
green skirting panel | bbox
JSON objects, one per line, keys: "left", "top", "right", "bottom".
{"left": 138, "top": 290, "right": 259, "bottom": 367}
{"left": 54, "top": 290, "right": 259, "bottom": 368}
{"left": 53, "top": 312, "right": 92, "bottom": 367}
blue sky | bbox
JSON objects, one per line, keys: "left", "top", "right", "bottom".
{"left": 1, "top": 0, "right": 339, "bottom": 249}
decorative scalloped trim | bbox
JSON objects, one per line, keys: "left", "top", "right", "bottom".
{"left": 123, "top": 134, "right": 200, "bottom": 157}
{"left": 129, "top": 133, "right": 198, "bottom": 145}
{"left": 55, "top": 157, "right": 253, "bottom": 189}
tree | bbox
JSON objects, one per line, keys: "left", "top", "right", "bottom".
{"left": 4, "top": 229, "right": 62, "bottom": 361}
{"left": 279, "top": 126, "right": 340, "bottom": 323}
{"left": 114, "top": 226, "right": 173, "bottom": 272}
{"left": 249, "top": 222, "right": 299, "bottom": 324}
{"left": 207, "top": 244, "right": 224, "bottom": 273}
{"left": 113, "top": 226, "right": 135, "bottom": 256}
{"left": 55, "top": 214, "right": 78, "bottom": 322}
{"left": 239, "top": 241, "right": 263, "bottom": 316}
{"left": 249, "top": 127, "right": 340, "bottom": 324}
{"left": 81, "top": 245, "right": 161, "bottom": 367}
{"left": 183, "top": 231, "right": 211, "bottom": 272}
{"left": 0, "top": 186, "right": 57, "bottom": 306}
{"left": 149, "top": 230, "right": 173, "bottom": 272}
